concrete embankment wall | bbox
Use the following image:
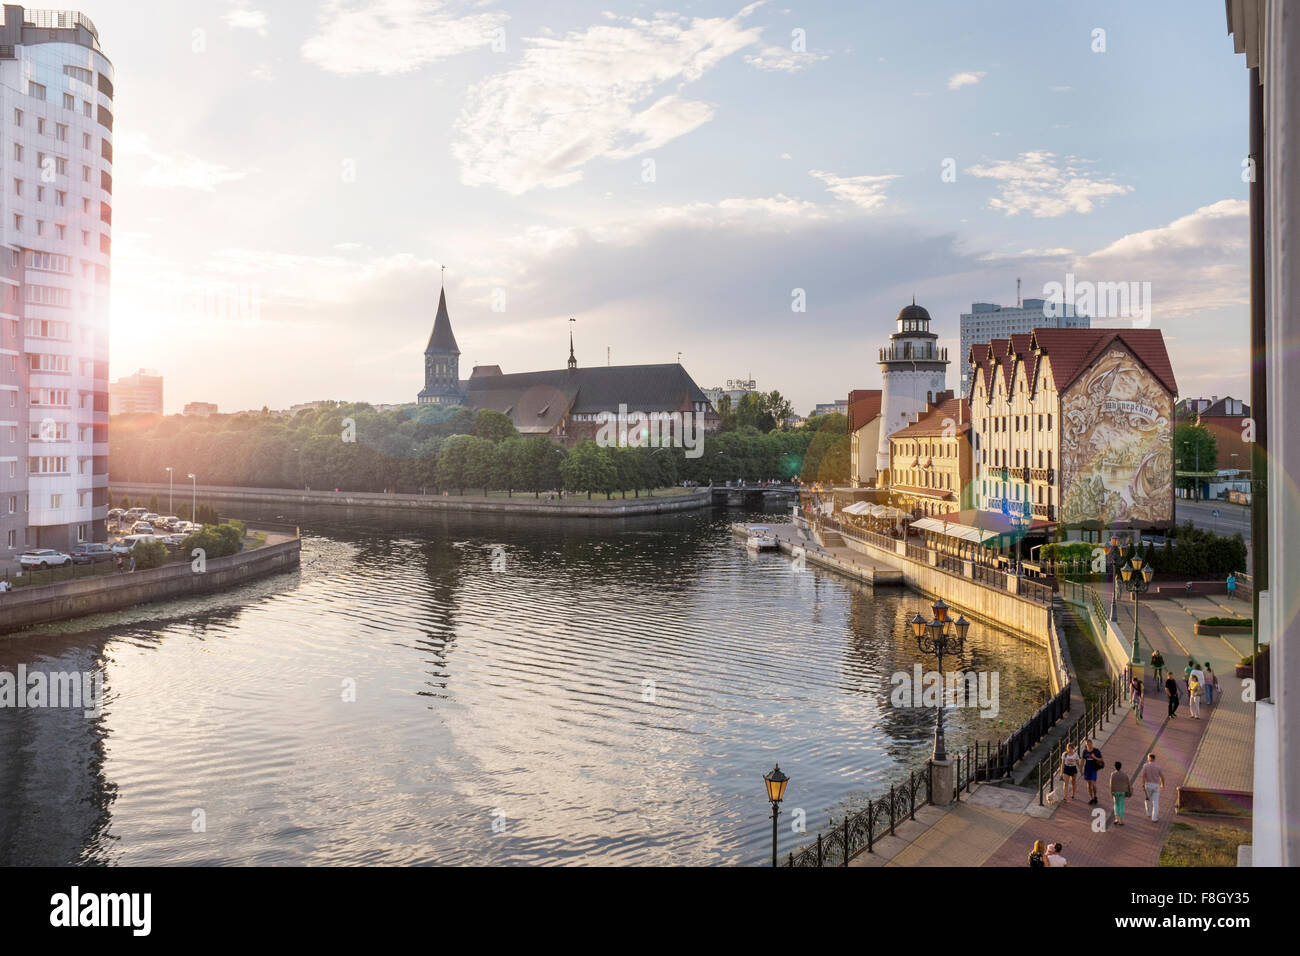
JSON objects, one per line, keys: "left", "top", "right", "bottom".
{"left": 110, "top": 482, "right": 713, "bottom": 518}
{"left": 0, "top": 539, "right": 300, "bottom": 633}
{"left": 824, "top": 526, "right": 1052, "bottom": 646}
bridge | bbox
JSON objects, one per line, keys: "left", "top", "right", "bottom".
{"left": 709, "top": 483, "right": 801, "bottom": 507}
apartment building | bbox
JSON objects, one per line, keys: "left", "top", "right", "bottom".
{"left": 887, "top": 391, "right": 972, "bottom": 517}
{"left": 0, "top": 6, "right": 113, "bottom": 552}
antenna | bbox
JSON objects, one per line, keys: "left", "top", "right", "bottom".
{"left": 607, "top": 346, "right": 610, "bottom": 366}
{"left": 677, "top": 351, "right": 682, "bottom": 364}
{"left": 1016, "top": 277, "right": 1021, "bottom": 308}
{"left": 441, "top": 264, "right": 446, "bottom": 286}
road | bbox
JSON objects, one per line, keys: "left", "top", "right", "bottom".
{"left": 1175, "top": 498, "right": 1251, "bottom": 542}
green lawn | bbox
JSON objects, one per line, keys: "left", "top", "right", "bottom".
{"left": 1159, "top": 820, "right": 1248, "bottom": 867}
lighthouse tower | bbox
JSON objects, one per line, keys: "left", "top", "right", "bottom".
{"left": 875, "top": 301, "right": 951, "bottom": 475}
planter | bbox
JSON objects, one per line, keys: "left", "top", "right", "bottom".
{"left": 1194, "top": 623, "right": 1253, "bottom": 636}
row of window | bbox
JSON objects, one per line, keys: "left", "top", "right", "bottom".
{"left": 20, "top": 89, "right": 97, "bottom": 122}
{"left": 0, "top": 424, "right": 97, "bottom": 442}
{"left": 13, "top": 319, "right": 107, "bottom": 345}
{"left": 5, "top": 525, "right": 92, "bottom": 548}
{"left": 979, "top": 480, "right": 1053, "bottom": 505}
{"left": 24, "top": 285, "right": 71, "bottom": 308}
{"left": 25, "top": 251, "right": 71, "bottom": 273}
{"left": 983, "top": 448, "right": 1054, "bottom": 469}
{"left": 985, "top": 412, "right": 1053, "bottom": 433}
{"left": 899, "top": 469, "right": 953, "bottom": 491}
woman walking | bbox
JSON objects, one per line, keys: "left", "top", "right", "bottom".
{"left": 1188, "top": 675, "right": 1203, "bottom": 718}
{"left": 1110, "top": 761, "right": 1132, "bottom": 826}
{"left": 1061, "top": 743, "right": 1080, "bottom": 800}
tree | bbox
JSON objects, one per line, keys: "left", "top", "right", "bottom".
{"left": 715, "top": 394, "right": 737, "bottom": 432}
{"left": 523, "top": 436, "right": 565, "bottom": 497}
{"left": 148, "top": 493, "right": 159, "bottom": 513}
{"left": 764, "top": 390, "right": 794, "bottom": 430}
{"left": 560, "top": 441, "right": 615, "bottom": 499}
{"left": 800, "top": 413, "right": 850, "bottom": 485}
{"left": 473, "top": 409, "right": 518, "bottom": 444}
{"left": 495, "top": 437, "right": 530, "bottom": 497}
{"left": 735, "top": 392, "right": 776, "bottom": 433}
{"left": 437, "top": 434, "right": 473, "bottom": 495}
{"left": 131, "top": 539, "right": 170, "bottom": 570}
{"left": 463, "top": 436, "right": 499, "bottom": 495}
{"left": 1174, "top": 423, "right": 1217, "bottom": 495}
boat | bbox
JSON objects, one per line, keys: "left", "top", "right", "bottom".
{"left": 746, "top": 526, "right": 779, "bottom": 551}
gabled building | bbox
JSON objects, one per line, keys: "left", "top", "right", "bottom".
{"left": 968, "top": 327, "right": 1177, "bottom": 533}
{"left": 846, "top": 388, "right": 882, "bottom": 487}
{"left": 887, "top": 392, "right": 972, "bottom": 517}
{"left": 1188, "top": 395, "right": 1252, "bottom": 472}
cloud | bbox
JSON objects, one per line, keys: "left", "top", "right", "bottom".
{"left": 1071, "top": 199, "right": 1248, "bottom": 318}
{"left": 745, "top": 45, "right": 827, "bottom": 72}
{"left": 301, "top": 0, "right": 507, "bottom": 76}
{"left": 809, "top": 169, "right": 899, "bottom": 212}
{"left": 965, "top": 150, "right": 1132, "bottom": 217}
{"left": 452, "top": 6, "right": 763, "bottom": 194}
{"left": 118, "top": 134, "right": 253, "bottom": 191}
{"left": 224, "top": 2, "right": 268, "bottom": 36}
{"left": 947, "top": 71, "right": 986, "bottom": 90}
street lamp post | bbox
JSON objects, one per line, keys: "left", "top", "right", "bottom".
{"left": 165, "top": 466, "right": 174, "bottom": 515}
{"left": 763, "top": 764, "right": 789, "bottom": 868}
{"left": 186, "top": 473, "right": 197, "bottom": 522}
{"left": 1119, "top": 551, "right": 1156, "bottom": 665}
{"left": 908, "top": 597, "right": 970, "bottom": 764}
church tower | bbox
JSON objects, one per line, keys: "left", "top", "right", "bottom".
{"left": 417, "top": 281, "right": 464, "bottom": 406}
{"left": 875, "top": 301, "right": 950, "bottom": 475}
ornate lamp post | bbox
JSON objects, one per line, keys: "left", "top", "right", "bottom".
{"left": 1119, "top": 553, "right": 1155, "bottom": 664}
{"left": 908, "top": 598, "right": 971, "bottom": 762}
{"left": 1104, "top": 533, "right": 1121, "bottom": 621}
{"left": 763, "top": 764, "right": 789, "bottom": 868}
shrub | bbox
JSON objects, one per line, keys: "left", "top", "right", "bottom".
{"left": 1199, "top": 617, "right": 1252, "bottom": 627}
{"left": 131, "top": 539, "right": 170, "bottom": 570}
{"left": 182, "top": 524, "right": 243, "bottom": 560}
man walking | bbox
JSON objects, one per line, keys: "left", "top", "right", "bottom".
{"left": 1165, "top": 673, "right": 1179, "bottom": 718}
{"left": 1133, "top": 753, "right": 1166, "bottom": 822}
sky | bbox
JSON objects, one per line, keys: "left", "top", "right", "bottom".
{"left": 96, "top": 0, "right": 1252, "bottom": 415}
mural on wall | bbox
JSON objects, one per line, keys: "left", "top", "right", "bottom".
{"left": 1059, "top": 346, "right": 1173, "bottom": 525}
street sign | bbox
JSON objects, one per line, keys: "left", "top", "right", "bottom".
{"left": 1212, "top": 509, "right": 1220, "bottom": 517}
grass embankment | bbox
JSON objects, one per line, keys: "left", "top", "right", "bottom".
{"left": 1060, "top": 602, "right": 1113, "bottom": 706}
{"left": 1159, "top": 820, "right": 1249, "bottom": 867}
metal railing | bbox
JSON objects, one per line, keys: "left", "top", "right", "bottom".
{"left": 1035, "top": 676, "right": 1124, "bottom": 806}
{"left": 785, "top": 765, "right": 932, "bottom": 867}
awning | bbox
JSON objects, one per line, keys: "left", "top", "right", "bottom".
{"left": 842, "top": 501, "right": 873, "bottom": 515}
{"left": 911, "top": 516, "right": 1003, "bottom": 544}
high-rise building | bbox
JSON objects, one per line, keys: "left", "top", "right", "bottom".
{"left": 876, "top": 301, "right": 950, "bottom": 475}
{"left": 1, "top": 7, "right": 113, "bottom": 552}
{"left": 959, "top": 298, "right": 1089, "bottom": 393}
{"left": 109, "top": 369, "right": 161, "bottom": 415}
{"left": 182, "top": 401, "right": 217, "bottom": 417}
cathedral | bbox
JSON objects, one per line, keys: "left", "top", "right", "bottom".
{"left": 416, "top": 283, "right": 720, "bottom": 445}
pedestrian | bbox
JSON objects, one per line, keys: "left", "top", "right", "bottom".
{"left": 1183, "top": 658, "right": 1196, "bottom": 683}
{"left": 1081, "top": 738, "right": 1105, "bottom": 804}
{"left": 1028, "top": 839, "right": 1046, "bottom": 868}
{"left": 1188, "top": 675, "right": 1203, "bottom": 718}
{"left": 1150, "top": 649, "right": 1165, "bottom": 683}
{"left": 128, "top": 555, "right": 136, "bottom": 573}
{"left": 1227, "top": 572, "right": 1237, "bottom": 600}
{"left": 115, "top": 555, "right": 123, "bottom": 573}
{"left": 1189, "top": 661, "right": 1206, "bottom": 687}
{"left": 1061, "top": 743, "right": 1080, "bottom": 800}
{"left": 1165, "top": 673, "right": 1179, "bottom": 717}
{"left": 1205, "top": 664, "right": 1218, "bottom": 705}
{"left": 1110, "top": 760, "right": 1132, "bottom": 826}
{"left": 1130, "top": 675, "right": 1144, "bottom": 719}
{"left": 1133, "top": 753, "right": 1166, "bottom": 822}
{"left": 1045, "top": 842, "right": 1068, "bottom": 867}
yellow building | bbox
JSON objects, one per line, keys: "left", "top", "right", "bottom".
{"left": 887, "top": 393, "right": 972, "bottom": 517}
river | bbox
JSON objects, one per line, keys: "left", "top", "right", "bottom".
{"left": 0, "top": 503, "right": 1048, "bottom": 866}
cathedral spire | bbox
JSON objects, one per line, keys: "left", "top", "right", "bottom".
{"left": 568, "top": 317, "right": 577, "bottom": 370}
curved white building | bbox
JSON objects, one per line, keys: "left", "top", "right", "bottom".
{"left": 0, "top": 7, "right": 113, "bottom": 554}
{"left": 875, "top": 302, "right": 950, "bottom": 476}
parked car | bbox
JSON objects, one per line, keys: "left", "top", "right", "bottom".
{"left": 107, "top": 508, "right": 125, "bottom": 520}
{"left": 131, "top": 521, "right": 155, "bottom": 534}
{"left": 142, "top": 513, "right": 161, "bottom": 524}
{"left": 126, "top": 507, "right": 148, "bottom": 519}
{"left": 113, "top": 534, "right": 161, "bottom": 556}
{"left": 19, "top": 548, "right": 72, "bottom": 569}
{"left": 160, "top": 516, "right": 182, "bottom": 531}
{"left": 70, "top": 542, "right": 115, "bottom": 565}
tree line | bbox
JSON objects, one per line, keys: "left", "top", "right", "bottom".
{"left": 109, "top": 403, "right": 852, "bottom": 497}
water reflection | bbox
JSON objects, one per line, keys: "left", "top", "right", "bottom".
{"left": 0, "top": 504, "right": 1048, "bottom": 865}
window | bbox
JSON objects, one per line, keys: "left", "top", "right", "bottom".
{"left": 29, "top": 81, "right": 46, "bottom": 100}
{"left": 12, "top": 108, "right": 21, "bottom": 126}
{"left": 55, "top": 157, "right": 67, "bottom": 175}
{"left": 62, "top": 93, "right": 74, "bottom": 110}
{"left": 29, "top": 389, "right": 70, "bottom": 408}
{"left": 11, "top": 144, "right": 20, "bottom": 161}
{"left": 26, "top": 318, "right": 70, "bottom": 338}
{"left": 77, "top": 522, "right": 87, "bottom": 541}
{"left": 56, "top": 224, "right": 64, "bottom": 240}
{"left": 82, "top": 198, "right": 90, "bottom": 213}
{"left": 5, "top": 531, "right": 11, "bottom": 549}
{"left": 36, "top": 117, "right": 45, "bottom": 134}
{"left": 50, "top": 494, "right": 62, "bottom": 509}
{"left": 83, "top": 101, "right": 92, "bottom": 118}
{"left": 36, "top": 219, "right": 45, "bottom": 235}
{"left": 6, "top": 496, "right": 13, "bottom": 513}
{"left": 12, "top": 214, "right": 20, "bottom": 232}
{"left": 82, "top": 165, "right": 91, "bottom": 182}
{"left": 36, "top": 185, "right": 44, "bottom": 201}
{"left": 12, "top": 178, "right": 20, "bottom": 197}
{"left": 82, "top": 132, "right": 91, "bottom": 149}
{"left": 82, "top": 230, "right": 90, "bottom": 247}
{"left": 63, "top": 65, "right": 94, "bottom": 85}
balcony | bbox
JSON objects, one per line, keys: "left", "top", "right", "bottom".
{"left": 1031, "top": 468, "right": 1055, "bottom": 483}
{"left": 1033, "top": 503, "right": 1056, "bottom": 520}
{"left": 878, "top": 345, "right": 948, "bottom": 363}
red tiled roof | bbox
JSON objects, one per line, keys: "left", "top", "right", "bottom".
{"left": 1029, "top": 328, "right": 1177, "bottom": 396}
{"left": 892, "top": 396, "right": 971, "bottom": 438}
{"left": 846, "top": 388, "right": 882, "bottom": 431}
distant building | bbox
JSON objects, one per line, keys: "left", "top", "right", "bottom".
{"left": 846, "top": 389, "right": 882, "bottom": 488}
{"left": 888, "top": 392, "right": 972, "bottom": 517}
{"left": 704, "top": 379, "right": 758, "bottom": 412}
{"left": 968, "top": 327, "right": 1176, "bottom": 531}
{"left": 960, "top": 298, "right": 1089, "bottom": 393}
{"left": 183, "top": 402, "right": 218, "bottom": 417}
{"left": 810, "top": 399, "right": 848, "bottom": 418}
{"left": 876, "top": 302, "right": 950, "bottom": 475}
{"left": 1187, "top": 395, "right": 1251, "bottom": 472}
{"left": 109, "top": 369, "right": 163, "bottom": 415}
{"left": 418, "top": 282, "right": 719, "bottom": 445}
